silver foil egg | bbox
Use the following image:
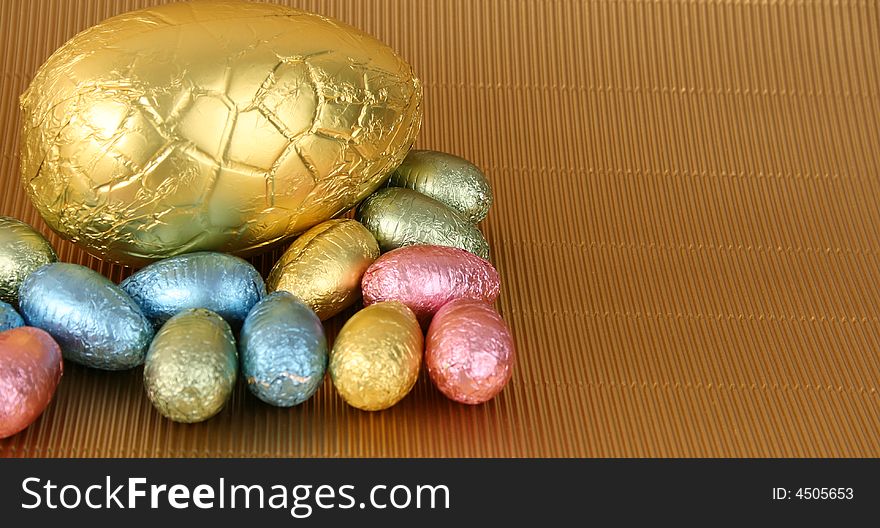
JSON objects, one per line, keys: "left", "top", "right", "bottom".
{"left": 19, "top": 263, "right": 153, "bottom": 370}
{"left": 120, "top": 251, "right": 266, "bottom": 329}
{"left": 0, "top": 301, "right": 24, "bottom": 332}
{"left": 240, "top": 291, "right": 327, "bottom": 407}
{"left": 144, "top": 308, "right": 238, "bottom": 423}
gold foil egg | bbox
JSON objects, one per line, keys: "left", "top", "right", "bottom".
{"left": 330, "top": 301, "right": 422, "bottom": 411}
{"left": 356, "top": 188, "right": 490, "bottom": 259}
{"left": 19, "top": 1, "right": 422, "bottom": 265}
{"left": 143, "top": 308, "right": 238, "bottom": 423}
{"left": 267, "top": 219, "right": 379, "bottom": 320}
{"left": 0, "top": 217, "right": 56, "bottom": 306}
{"left": 388, "top": 150, "right": 493, "bottom": 223}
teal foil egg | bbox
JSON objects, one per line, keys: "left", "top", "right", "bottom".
{"left": 240, "top": 291, "right": 327, "bottom": 407}
{"left": 19, "top": 263, "right": 153, "bottom": 370}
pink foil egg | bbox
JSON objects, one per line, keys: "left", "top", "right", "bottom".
{"left": 0, "top": 326, "right": 63, "bottom": 438}
{"left": 361, "top": 245, "right": 500, "bottom": 325}
{"left": 426, "top": 299, "right": 515, "bottom": 404}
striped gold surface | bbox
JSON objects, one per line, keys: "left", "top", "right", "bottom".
{"left": 2, "top": 0, "right": 879, "bottom": 457}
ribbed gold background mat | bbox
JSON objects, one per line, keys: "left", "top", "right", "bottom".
{"left": 2, "top": 0, "right": 879, "bottom": 457}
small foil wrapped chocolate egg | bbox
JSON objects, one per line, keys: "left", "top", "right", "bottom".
{"left": 240, "top": 291, "right": 327, "bottom": 407}
{"left": 362, "top": 245, "right": 500, "bottom": 325}
{"left": 0, "top": 327, "right": 63, "bottom": 439}
{"left": 20, "top": 1, "right": 422, "bottom": 266}
{"left": 0, "top": 301, "right": 24, "bottom": 332}
{"left": 388, "top": 150, "right": 493, "bottom": 223}
{"left": 144, "top": 308, "right": 237, "bottom": 423}
{"left": 121, "top": 251, "right": 265, "bottom": 329}
{"left": 267, "top": 219, "right": 379, "bottom": 320}
{"left": 330, "top": 302, "right": 422, "bottom": 411}
{"left": 0, "top": 216, "right": 57, "bottom": 305}
{"left": 19, "top": 263, "right": 153, "bottom": 370}
{"left": 426, "top": 299, "right": 515, "bottom": 404}
{"left": 356, "top": 188, "right": 490, "bottom": 259}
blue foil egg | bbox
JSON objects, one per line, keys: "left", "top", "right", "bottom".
{"left": 240, "top": 291, "right": 327, "bottom": 407}
{"left": 19, "top": 263, "right": 153, "bottom": 370}
{"left": 0, "top": 301, "right": 24, "bottom": 332}
{"left": 120, "top": 251, "right": 266, "bottom": 329}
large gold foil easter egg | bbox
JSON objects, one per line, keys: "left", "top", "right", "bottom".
{"left": 19, "top": 1, "right": 422, "bottom": 265}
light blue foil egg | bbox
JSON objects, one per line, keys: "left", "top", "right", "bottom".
{"left": 240, "top": 291, "right": 327, "bottom": 407}
{"left": 120, "top": 251, "right": 266, "bottom": 329}
{"left": 19, "top": 263, "right": 153, "bottom": 370}
{"left": 0, "top": 300, "right": 24, "bottom": 332}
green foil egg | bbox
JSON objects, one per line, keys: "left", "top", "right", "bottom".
{"left": 143, "top": 308, "right": 237, "bottom": 423}
{"left": 356, "top": 188, "right": 490, "bottom": 259}
{"left": 387, "top": 150, "right": 493, "bottom": 223}
{"left": 0, "top": 217, "right": 56, "bottom": 306}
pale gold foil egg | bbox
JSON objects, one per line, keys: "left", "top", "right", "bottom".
{"left": 143, "top": 308, "right": 237, "bottom": 423}
{"left": 267, "top": 219, "right": 379, "bottom": 320}
{"left": 19, "top": 1, "right": 422, "bottom": 265}
{"left": 330, "top": 302, "right": 423, "bottom": 411}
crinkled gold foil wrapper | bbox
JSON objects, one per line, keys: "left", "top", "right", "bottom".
{"left": 329, "top": 301, "right": 422, "bottom": 411}
{"left": 19, "top": 1, "right": 422, "bottom": 265}
{"left": 267, "top": 219, "right": 379, "bottom": 320}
